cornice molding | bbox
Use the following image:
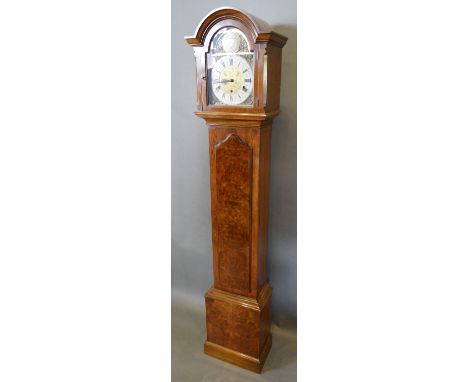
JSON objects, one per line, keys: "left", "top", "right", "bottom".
{"left": 205, "top": 283, "right": 272, "bottom": 311}
{"left": 185, "top": 7, "right": 287, "bottom": 48}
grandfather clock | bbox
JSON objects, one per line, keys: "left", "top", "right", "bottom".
{"left": 185, "top": 7, "right": 287, "bottom": 373}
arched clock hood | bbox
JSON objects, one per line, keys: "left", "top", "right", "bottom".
{"left": 185, "top": 7, "right": 287, "bottom": 120}
{"left": 185, "top": 7, "right": 287, "bottom": 48}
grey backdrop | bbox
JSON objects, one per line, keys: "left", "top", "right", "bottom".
{"left": 172, "top": 0, "right": 297, "bottom": 328}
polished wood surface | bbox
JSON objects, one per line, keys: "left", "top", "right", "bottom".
{"left": 204, "top": 334, "right": 272, "bottom": 374}
{"left": 185, "top": 7, "right": 287, "bottom": 373}
{"left": 205, "top": 283, "right": 272, "bottom": 373}
{"left": 208, "top": 120, "right": 273, "bottom": 300}
{"left": 215, "top": 133, "right": 252, "bottom": 295}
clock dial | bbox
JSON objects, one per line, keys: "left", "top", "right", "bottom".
{"left": 207, "top": 27, "right": 254, "bottom": 107}
{"left": 211, "top": 55, "right": 253, "bottom": 105}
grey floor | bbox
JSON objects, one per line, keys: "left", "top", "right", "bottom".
{"left": 171, "top": 293, "right": 297, "bottom": 381}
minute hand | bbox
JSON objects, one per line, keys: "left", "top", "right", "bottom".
{"left": 212, "top": 79, "right": 235, "bottom": 84}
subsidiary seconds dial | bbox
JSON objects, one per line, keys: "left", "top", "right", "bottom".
{"left": 211, "top": 55, "right": 253, "bottom": 105}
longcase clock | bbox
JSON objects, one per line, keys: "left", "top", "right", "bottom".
{"left": 185, "top": 7, "right": 287, "bottom": 373}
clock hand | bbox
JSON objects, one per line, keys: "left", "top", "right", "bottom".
{"left": 212, "top": 79, "right": 235, "bottom": 84}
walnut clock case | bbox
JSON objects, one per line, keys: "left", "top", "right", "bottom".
{"left": 185, "top": 7, "right": 287, "bottom": 373}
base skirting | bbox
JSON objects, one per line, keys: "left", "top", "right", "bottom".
{"left": 204, "top": 333, "right": 272, "bottom": 373}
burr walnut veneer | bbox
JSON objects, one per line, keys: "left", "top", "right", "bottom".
{"left": 185, "top": 7, "right": 287, "bottom": 373}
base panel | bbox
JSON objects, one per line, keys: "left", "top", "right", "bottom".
{"left": 204, "top": 333, "right": 272, "bottom": 373}
{"left": 204, "top": 284, "right": 272, "bottom": 373}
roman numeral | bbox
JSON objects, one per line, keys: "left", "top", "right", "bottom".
{"left": 229, "top": 58, "right": 233, "bottom": 65}
{"left": 243, "top": 69, "right": 248, "bottom": 73}
{"left": 245, "top": 78, "right": 251, "bottom": 82}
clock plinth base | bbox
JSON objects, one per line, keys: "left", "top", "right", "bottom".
{"left": 204, "top": 334, "right": 272, "bottom": 373}
{"left": 204, "top": 284, "right": 272, "bottom": 373}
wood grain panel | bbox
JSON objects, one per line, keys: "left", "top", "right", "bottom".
{"left": 205, "top": 283, "right": 272, "bottom": 365}
{"left": 206, "top": 296, "right": 259, "bottom": 357}
{"left": 215, "top": 133, "right": 252, "bottom": 294}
